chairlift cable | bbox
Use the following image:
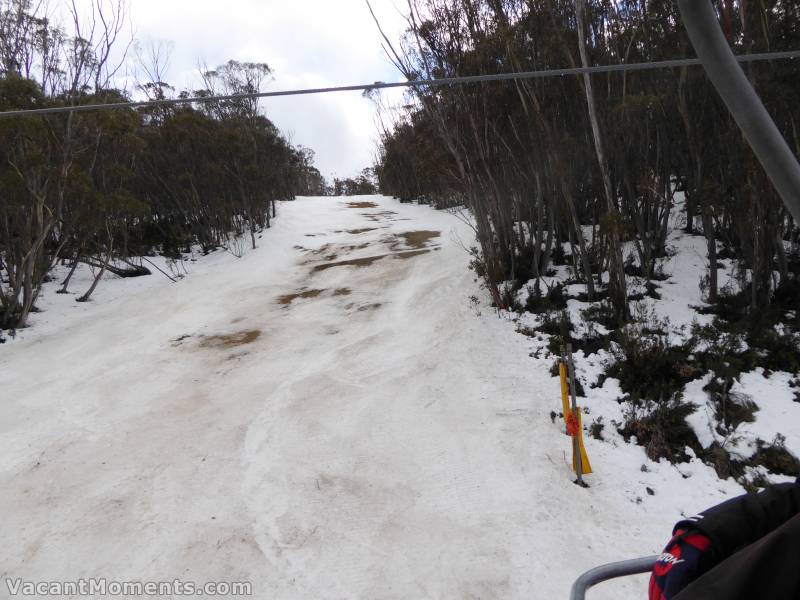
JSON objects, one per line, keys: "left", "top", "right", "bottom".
{"left": 0, "top": 50, "right": 799, "bottom": 119}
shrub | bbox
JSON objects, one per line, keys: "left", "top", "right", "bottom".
{"left": 703, "top": 378, "right": 758, "bottom": 433}
{"left": 551, "top": 244, "right": 568, "bottom": 266}
{"left": 550, "top": 360, "right": 560, "bottom": 376}
{"left": 467, "top": 246, "right": 487, "bottom": 279}
{"left": 590, "top": 417, "right": 605, "bottom": 440}
{"left": 623, "top": 261, "right": 669, "bottom": 281}
{"left": 541, "top": 309, "right": 574, "bottom": 338}
{"left": 500, "top": 281, "right": 521, "bottom": 312}
{"left": 572, "top": 333, "right": 609, "bottom": 356}
{"left": 690, "top": 322, "right": 748, "bottom": 372}
{"left": 696, "top": 289, "right": 750, "bottom": 322}
{"left": 608, "top": 321, "right": 697, "bottom": 407}
{"left": 750, "top": 434, "right": 800, "bottom": 477}
{"left": 745, "top": 327, "right": 800, "bottom": 374}
{"left": 702, "top": 442, "right": 746, "bottom": 480}
{"left": 772, "top": 278, "right": 800, "bottom": 311}
{"left": 581, "top": 300, "right": 621, "bottom": 331}
{"left": 619, "top": 398, "right": 701, "bottom": 463}
{"left": 525, "top": 280, "right": 567, "bottom": 314}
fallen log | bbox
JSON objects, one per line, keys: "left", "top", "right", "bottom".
{"left": 78, "top": 257, "right": 151, "bottom": 278}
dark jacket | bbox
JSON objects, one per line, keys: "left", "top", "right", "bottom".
{"left": 674, "top": 479, "right": 800, "bottom": 600}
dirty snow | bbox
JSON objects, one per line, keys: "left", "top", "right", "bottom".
{"left": 0, "top": 196, "right": 757, "bottom": 600}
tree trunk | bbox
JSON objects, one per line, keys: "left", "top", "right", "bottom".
{"left": 703, "top": 210, "right": 718, "bottom": 303}
{"left": 575, "top": 0, "right": 627, "bottom": 319}
{"left": 78, "top": 227, "right": 114, "bottom": 303}
{"left": 58, "top": 251, "right": 82, "bottom": 294}
{"left": 560, "top": 180, "right": 595, "bottom": 299}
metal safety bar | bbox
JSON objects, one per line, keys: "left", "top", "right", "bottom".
{"left": 677, "top": 0, "right": 800, "bottom": 223}
{"left": 570, "top": 556, "right": 658, "bottom": 600}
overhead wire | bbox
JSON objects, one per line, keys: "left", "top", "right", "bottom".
{"left": 0, "top": 50, "right": 799, "bottom": 118}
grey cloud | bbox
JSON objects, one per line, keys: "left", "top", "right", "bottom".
{"left": 119, "top": 0, "right": 409, "bottom": 177}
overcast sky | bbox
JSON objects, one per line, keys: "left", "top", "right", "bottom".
{"left": 76, "top": 0, "right": 411, "bottom": 179}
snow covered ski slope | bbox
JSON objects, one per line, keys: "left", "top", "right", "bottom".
{"left": 1, "top": 196, "right": 742, "bottom": 599}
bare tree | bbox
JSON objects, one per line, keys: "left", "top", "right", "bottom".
{"left": 574, "top": 0, "right": 627, "bottom": 319}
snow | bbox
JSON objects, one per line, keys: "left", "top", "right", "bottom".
{"left": 731, "top": 369, "right": 800, "bottom": 458}
{"left": 646, "top": 224, "right": 715, "bottom": 340}
{"left": 684, "top": 374, "right": 720, "bottom": 450}
{"left": 682, "top": 368, "right": 800, "bottom": 464}
{"left": 0, "top": 196, "right": 764, "bottom": 599}
{"left": 512, "top": 193, "right": 799, "bottom": 488}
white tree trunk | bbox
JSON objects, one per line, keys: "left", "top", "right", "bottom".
{"left": 575, "top": 0, "right": 628, "bottom": 319}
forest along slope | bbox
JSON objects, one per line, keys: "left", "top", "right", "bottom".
{"left": 1, "top": 197, "right": 738, "bottom": 600}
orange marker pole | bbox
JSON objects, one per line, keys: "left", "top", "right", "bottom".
{"left": 567, "top": 344, "right": 588, "bottom": 485}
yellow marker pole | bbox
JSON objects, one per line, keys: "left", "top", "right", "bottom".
{"left": 572, "top": 409, "right": 593, "bottom": 475}
{"left": 567, "top": 344, "right": 591, "bottom": 484}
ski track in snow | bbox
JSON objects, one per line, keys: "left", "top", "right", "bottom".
{"left": 1, "top": 196, "right": 744, "bottom": 600}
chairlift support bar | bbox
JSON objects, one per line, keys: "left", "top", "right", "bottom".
{"left": 571, "top": 10, "right": 800, "bottom": 597}
{"left": 678, "top": 0, "right": 800, "bottom": 223}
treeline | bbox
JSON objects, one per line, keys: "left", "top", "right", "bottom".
{"left": 0, "top": 0, "right": 323, "bottom": 329}
{"left": 332, "top": 168, "right": 379, "bottom": 196}
{"left": 376, "top": 0, "right": 800, "bottom": 320}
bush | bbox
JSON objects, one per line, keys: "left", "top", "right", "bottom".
{"left": 745, "top": 327, "right": 800, "bottom": 374}
{"left": 572, "top": 333, "right": 609, "bottom": 356}
{"left": 700, "top": 435, "right": 800, "bottom": 485}
{"left": 623, "top": 261, "right": 669, "bottom": 281}
{"left": 690, "top": 322, "right": 748, "bottom": 372}
{"left": 608, "top": 321, "right": 697, "bottom": 407}
{"left": 750, "top": 435, "right": 800, "bottom": 477}
{"left": 619, "top": 398, "right": 701, "bottom": 463}
{"left": 569, "top": 287, "right": 610, "bottom": 303}
{"left": 772, "top": 278, "right": 800, "bottom": 312}
{"left": 691, "top": 316, "right": 800, "bottom": 392}
{"left": 539, "top": 307, "right": 611, "bottom": 356}
{"left": 590, "top": 417, "right": 605, "bottom": 440}
{"left": 703, "top": 378, "right": 758, "bottom": 433}
{"left": 551, "top": 244, "right": 568, "bottom": 266}
{"left": 525, "top": 281, "right": 567, "bottom": 314}
{"left": 581, "top": 300, "right": 621, "bottom": 331}
{"left": 468, "top": 246, "right": 487, "bottom": 279}
{"left": 702, "top": 442, "right": 746, "bottom": 480}
{"left": 696, "top": 289, "right": 750, "bottom": 322}
{"left": 500, "top": 282, "right": 521, "bottom": 312}
{"left": 541, "top": 309, "right": 574, "bottom": 338}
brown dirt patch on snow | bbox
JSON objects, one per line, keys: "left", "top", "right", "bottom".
{"left": 357, "top": 303, "right": 383, "bottom": 312}
{"left": 395, "top": 249, "right": 432, "bottom": 260}
{"left": 277, "top": 289, "right": 325, "bottom": 305}
{"left": 198, "top": 330, "right": 262, "bottom": 349}
{"left": 312, "top": 255, "right": 387, "bottom": 272}
{"left": 396, "top": 230, "right": 440, "bottom": 249}
{"left": 362, "top": 211, "right": 397, "bottom": 222}
{"left": 304, "top": 243, "right": 371, "bottom": 264}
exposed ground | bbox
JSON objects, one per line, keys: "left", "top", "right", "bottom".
{"left": 0, "top": 196, "right": 746, "bottom": 600}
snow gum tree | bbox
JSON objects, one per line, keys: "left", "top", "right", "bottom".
{"left": 0, "top": 1, "right": 324, "bottom": 328}
{"left": 376, "top": 0, "right": 800, "bottom": 319}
